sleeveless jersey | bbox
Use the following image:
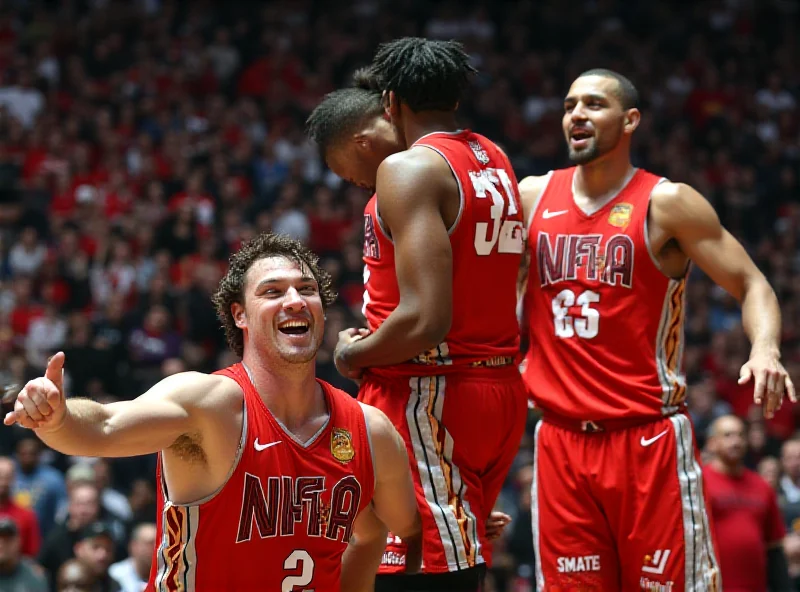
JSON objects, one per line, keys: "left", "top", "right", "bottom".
{"left": 147, "top": 363, "right": 375, "bottom": 592}
{"left": 522, "top": 167, "right": 688, "bottom": 421}
{"left": 362, "top": 130, "right": 524, "bottom": 374}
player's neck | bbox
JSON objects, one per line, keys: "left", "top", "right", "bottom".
{"left": 574, "top": 156, "right": 634, "bottom": 201}
{"left": 241, "top": 352, "right": 326, "bottom": 432}
{"left": 710, "top": 456, "right": 744, "bottom": 477}
{"left": 404, "top": 110, "right": 460, "bottom": 146}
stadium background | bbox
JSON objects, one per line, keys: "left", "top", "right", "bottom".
{"left": 0, "top": 0, "right": 798, "bottom": 590}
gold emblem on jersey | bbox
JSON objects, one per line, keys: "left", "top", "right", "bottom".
{"left": 608, "top": 202, "right": 633, "bottom": 229}
{"left": 331, "top": 428, "right": 355, "bottom": 463}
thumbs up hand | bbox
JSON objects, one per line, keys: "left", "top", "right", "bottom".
{"left": 4, "top": 352, "right": 67, "bottom": 431}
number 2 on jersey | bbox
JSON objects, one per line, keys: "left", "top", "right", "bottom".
{"left": 470, "top": 168, "right": 524, "bottom": 256}
{"left": 282, "top": 549, "right": 314, "bottom": 592}
{"left": 552, "top": 289, "right": 600, "bottom": 339}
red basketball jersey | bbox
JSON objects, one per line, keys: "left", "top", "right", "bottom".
{"left": 362, "top": 130, "right": 524, "bottom": 374}
{"left": 147, "top": 363, "right": 374, "bottom": 592}
{"left": 523, "top": 167, "right": 688, "bottom": 420}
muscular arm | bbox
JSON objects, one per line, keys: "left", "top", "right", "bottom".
{"left": 28, "top": 370, "right": 229, "bottom": 457}
{"left": 338, "top": 150, "right": 454, "bottom": 370}
{"left": 652, "top": 183, "right": 779, "bottom": 353}
{"left": 341, "top": 405, "right": 422, "bottom": 589}
{"left": 651, "top": 182, "right": 795, "bottom": 413}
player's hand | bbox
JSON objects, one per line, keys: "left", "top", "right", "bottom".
{"left": 739, "top": 350, "right": 796, "bottom": 419}
{"left": 3, "top": 352, "right": 67, "bottom": 431}
{"left": 334, "top": 328, "right": 370, "bottom": 381}
{"left": 486, "top": 511, "right": 512, "bottom": 541}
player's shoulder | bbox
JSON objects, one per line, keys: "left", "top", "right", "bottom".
{"left": 518, "top": 170, "right": 557, "bottom": 215}
{"left": 649, "top": 181, "right": 713, "bottom": 223}
{"left": 161, "top": 370, "right": 242, "bottom": 411}
{"left": 357, "top": 402, "right": 398, "bottom": 443}
{"left": 377, "top": 147, "right": 454, "bottom": 206}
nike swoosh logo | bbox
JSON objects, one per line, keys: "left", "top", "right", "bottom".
{"left": 254, "top": 439, "right": 282, "bottom": 452}
{"left": 640, "top": 429, "right": 669, "bottom": 447}
{"left": 542, "top": 209, "right": 568, "bottom": 219}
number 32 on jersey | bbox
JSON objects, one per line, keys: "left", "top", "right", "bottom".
{"left": 469, "top": 168, "right": 524, "bottom": 256}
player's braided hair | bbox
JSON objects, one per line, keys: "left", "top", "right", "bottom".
{"left": 212, "top": 233, "right": 336, "bottom": 358}
{"left": 366, "top": 37, "right": 476, "bottom": 112}
{"left": 579, "top": 68, "right": 640, "bottom": 110}
{"left": 305, "top": 69, "right": 383, "bottom": 157}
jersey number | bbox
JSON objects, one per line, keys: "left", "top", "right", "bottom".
{"left": 282, "top": 549, "right": 314, "bottom": 592}
{"left": 469, "top": 168, "right": 524, "bottom": 256}
{"left": 552, "top": 289, "right": 600, "bottom": 339}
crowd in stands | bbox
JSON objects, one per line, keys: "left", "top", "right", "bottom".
{"left": 0, "top": 0, "right": 798, "bottom": 589}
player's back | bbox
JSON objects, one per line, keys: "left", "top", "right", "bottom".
{"left": 147, "top": 363, "right": 374, "bottom": 592}
{"left": 363, "top": 130, "right": 525, "bottom": 373}
{"left": 523, "top": 167, "right": 687, "bottom": 422}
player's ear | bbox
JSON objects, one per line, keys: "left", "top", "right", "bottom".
{"left": 384, "top": 90, "right": 400, "bottom": 122}
{"left": 624, "top": 108, "right": 641, "bottom": 134}
{"left": 231, "top": 303, "right": 247, "bottom": 329}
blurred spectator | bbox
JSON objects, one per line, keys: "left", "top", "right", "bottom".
{"left": 12, "top": 436, "right": 67, "bottom": 536}
{"left": 109, "top": 522, "right": 155, "bottom": 592}
{"left": 705, "top": 415, "right": 791, "bottom": 591}
{"left": 781, "top": 437, "right": 800, "bottom": 504}
{"left": 57, "top": 558, "right": 95, "bottom": 592}
{"left": 26, "top": 302, "right": 68, "bottom": 370}
{"left": 74, "top": 522, "right": 120, "bottom": 592}
{"left": 38, "top": 482, "right": 101, "bottom": 585}
{"left": 8, "top": 226, "right": 47, "bottom": 277}
{"left": 0, "top": 516, "right": 48, "bottom": 592}
{"left": 0, "top": 456, "right": 40, "bottom": 558}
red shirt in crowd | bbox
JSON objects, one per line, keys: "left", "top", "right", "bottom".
{"left": 0, "top": 501, "right": 41, "bottom": 557}
{"left": 704, "top": 464, "right": 786, "bottom": 592}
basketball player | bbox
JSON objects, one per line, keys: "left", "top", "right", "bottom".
{"left": 518, "top": 69, "right": 796, "bottom": 591}
{"left": 3, "top": 233, "right": 422, "bottom": 591}
{"left": 307, "top": 38, "right": 528, "bottom": 591}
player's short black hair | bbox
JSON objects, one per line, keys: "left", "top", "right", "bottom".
{"left": 305, "top": 73, "right": 383, "bottom": 158}
{"left": 366, "top": 37, "right": 476, "bottom": 112}
{"left": 578, "top": 68, "right": 640, "bottom": 110}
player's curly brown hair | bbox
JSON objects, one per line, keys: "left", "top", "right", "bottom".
{"left": 212, "top": 233, "right": 337, "bottom": 358}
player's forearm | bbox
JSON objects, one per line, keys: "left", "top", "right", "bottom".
{"left": 34, "top": 398, "right": 115, "bottom": 457}
{"left": 344, "top": 306, "right": 450, "bottom": 369}
{"left": 340, "top": 533, "right": 385, "bottom": 592}
{"left": 741, "top": 276, "right": 782, "bottom": 357}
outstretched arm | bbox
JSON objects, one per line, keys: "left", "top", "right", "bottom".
{"left": 336, "top": 150, "right": 454, "bottom": 374}
{"left": 341, "top": 405, "right": 422, "bottom": 589}
{"left": 4, "top": 352, "right": 230, "bottom": 457}
{"left": 651, "top": 182, "right": 796, "bottom": 417}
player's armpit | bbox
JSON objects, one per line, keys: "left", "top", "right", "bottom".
{"left": 363, "top": 404, "right": 422, "bottom": 571}
{"left": 44, "top": 372, "right": 235, "bottom": 458}
{"left": 341, "top": 150, "right": 454, "bottom": 369}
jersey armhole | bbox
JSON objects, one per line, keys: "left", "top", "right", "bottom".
{"left": 411, "top": 144, "right": 465, "bottom": 236}
{"left": 644, "top": 177, "right": 691, "bottom": 280}
{"left": 161, "top": 398, "right": 248, "bottom": 508}
{"left": 357, "top": 401, "right": 377, "bottom": 495}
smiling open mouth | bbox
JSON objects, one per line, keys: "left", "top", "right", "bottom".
{"left": 278, "top": 320, "right": 310, "bottom": 335}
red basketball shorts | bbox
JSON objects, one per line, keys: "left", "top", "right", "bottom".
{"left": 532, "top": 412, "right": 721, "bottom": 591}
{"left": 358, "top": 366, "right": 528, "bottom": 574}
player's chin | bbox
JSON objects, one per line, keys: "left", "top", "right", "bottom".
{"left": 277, "top": 342, "right": 321, "bottom": 364}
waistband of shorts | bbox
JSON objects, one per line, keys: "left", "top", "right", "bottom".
{"left": 364, "top": 363, "right": 522, "bottom": 383}
{"left": 540, "top": 409, "right": 685, "bottom": 433}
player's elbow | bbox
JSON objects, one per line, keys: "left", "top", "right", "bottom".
{"left": 414, "top": 310, "right": 451, "bottom": 349}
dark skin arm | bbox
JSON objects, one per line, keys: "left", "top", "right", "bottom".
{"left": 335, "top": 149, "right": 455, "bottom": 376}
{"left": 650, "top": 182, "right": 796, "bottom": 417}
